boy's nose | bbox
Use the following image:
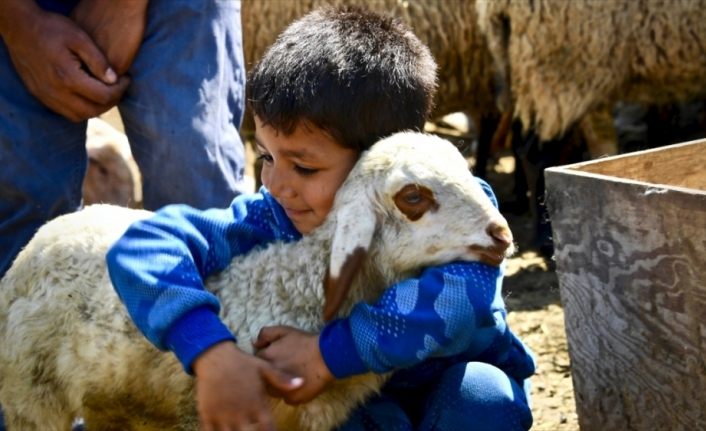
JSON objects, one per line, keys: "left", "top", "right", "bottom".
{"left": 266, "top": 169, "right": 296, "bottom": 199}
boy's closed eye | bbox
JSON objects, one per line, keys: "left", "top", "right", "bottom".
{"left": 256, "top": 144, "right": 320, "bottom": 176}
{"left": 293, "top": 165, "right": 318, "bottom": 176}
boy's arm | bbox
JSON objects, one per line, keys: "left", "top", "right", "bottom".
{"left": 253, "top": 261, "right": 508, "bottom": 402}
{"left": 320, "top": 262, "right": 507, "bottom": 378}
{"left": 107, "top": 193, "right": 297, "bottom": 373}
{"left": 109, "top": 193, "right": 303, "bottom": 431}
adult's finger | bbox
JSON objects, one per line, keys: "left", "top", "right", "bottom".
{"left": 66, "top": 29, "right": 117, "bottom": 85}
{"left": 46, "top": 79, "right": 128, "bottom": 122}
{"left": 67, "top": 70, "right": 130, "bottom": 108}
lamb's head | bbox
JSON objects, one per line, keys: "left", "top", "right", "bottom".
{"left": 323, "top": 131, "right": 514, "bottom": 320}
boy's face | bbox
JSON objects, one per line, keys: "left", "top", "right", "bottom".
{"left": 254, "top": 117, "right": 359, "bottom": 234}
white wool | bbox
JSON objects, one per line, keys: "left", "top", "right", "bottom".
{"left": 477, "top": 0, "right": 706, "bottom": 141}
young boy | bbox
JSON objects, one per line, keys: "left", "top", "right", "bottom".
{"left": 107, "top": 7, "right": 535, "bottom": 431}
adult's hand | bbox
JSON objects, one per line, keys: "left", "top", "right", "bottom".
{"left": 71, "top": 0, "right": 148, "bottom": 76}
{"left": 0, "top": 0, "right": 130, "bottom": 122}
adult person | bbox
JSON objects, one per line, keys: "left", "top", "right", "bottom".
{"left": 0, "top": 0, "right": 248, "bottom": 281}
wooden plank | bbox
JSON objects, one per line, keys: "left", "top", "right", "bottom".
{"left": 561, "top": 139, "right": 706, "bottom": 191}
{"left": 544, "top": 158, "right": 706, "bottom": 431}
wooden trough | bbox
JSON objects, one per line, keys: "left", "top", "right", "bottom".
{"left": 544, "top": 139, "right": 706, "bottom": 431}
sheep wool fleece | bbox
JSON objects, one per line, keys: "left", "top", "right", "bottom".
{"left": 107, "top": 183, "right": 535, "bottom": 430}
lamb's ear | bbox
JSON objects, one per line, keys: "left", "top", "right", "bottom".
{"left": 323, "top": 199, "right": 377, "bottom": 322}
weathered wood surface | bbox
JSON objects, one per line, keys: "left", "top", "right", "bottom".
{"left": 544, "top": 139, "right": 706, "bottom": 431}
{"left": 568, "top": 139, "right": 706, "bottom": 190}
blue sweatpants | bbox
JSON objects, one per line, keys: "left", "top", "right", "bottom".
{"left": 339, "top": 361, "right": 533, "bottom": 431}
{"left": 0, "top": 0, "right": 247, "bottom": 279}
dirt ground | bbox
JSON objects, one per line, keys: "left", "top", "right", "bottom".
{"left": 484, "top": 153, "right": 579, "bottom": 430}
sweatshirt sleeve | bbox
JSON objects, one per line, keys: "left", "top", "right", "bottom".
{"left": 320, "top": 261, "right": 506, "bottom": 378}
{"left": 106, "top": 191, "right": 299, "bottom": 372}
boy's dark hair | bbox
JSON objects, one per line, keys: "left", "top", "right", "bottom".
{"left": 247, "top": 6, "right": 438, "bottom": 152}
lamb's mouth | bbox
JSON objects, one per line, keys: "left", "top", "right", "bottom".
{"left": 468, "top": 245, "right": 513, "bottom": 266}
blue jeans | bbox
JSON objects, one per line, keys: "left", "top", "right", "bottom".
{"left": 0, "top": 0, "right": 247, "bottom": 279}
{"left": 338, "top": 361, "right": 533, "bottom": 431}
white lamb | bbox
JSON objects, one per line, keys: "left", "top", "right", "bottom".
{"left": 0, "top": 132, "right": 514, "bottom": 431}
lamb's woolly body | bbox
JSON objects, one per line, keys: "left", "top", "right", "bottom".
{"left": 0, "top": 132, "right": 510, "bottom": 431}
{"left": 477, "top": 0, "right": 706, "bottom": 140}
{"left": 0, "top": 204, "right": 387, "bottom": 431}
{"left": 242, "top": 0, "right": 497, "bottom": 123}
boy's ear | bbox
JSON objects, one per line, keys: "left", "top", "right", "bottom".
{"left": 323, "top": 199, "right": 377, "bottom": 322}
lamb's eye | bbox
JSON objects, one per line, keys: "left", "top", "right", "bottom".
{"left": 403, "top": 190, "right": 422, "bottom": 205}
{"left": 393, "top": 184, "right": 439, "bottom": 221}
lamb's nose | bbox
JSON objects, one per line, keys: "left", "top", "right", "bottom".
{"left": 486, "top": 220, "right": 513, "bottom": 251}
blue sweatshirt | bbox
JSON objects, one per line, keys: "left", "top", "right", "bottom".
{"left": 107, "top": 182, "right": 535, "bottom": 385}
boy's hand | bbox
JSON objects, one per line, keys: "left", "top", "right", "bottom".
{"left": 193, "top": 341, "right": 303, "bottom": 431}
{"left": 254, "top": 326, "right": 335, "bottom": 405}
{"left": 0, "top": 1, "right": 129, "bottom": 121}
{"left": 71, "top": 0, "right": 148, "bottom": 75}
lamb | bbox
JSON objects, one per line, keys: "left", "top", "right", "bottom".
{"left": 0, "top": 131, "right": 514, "bottom": 431}
{"left": 476, "top": 0, "right": 706, "bottom": 142}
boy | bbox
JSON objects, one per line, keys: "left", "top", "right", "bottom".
{"left": 107, "top": 7, "right": 535, "bottom": 431}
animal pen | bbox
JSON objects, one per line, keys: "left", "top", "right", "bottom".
{"left": 544, "top": 139, "right": 706, "bottom": 430}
